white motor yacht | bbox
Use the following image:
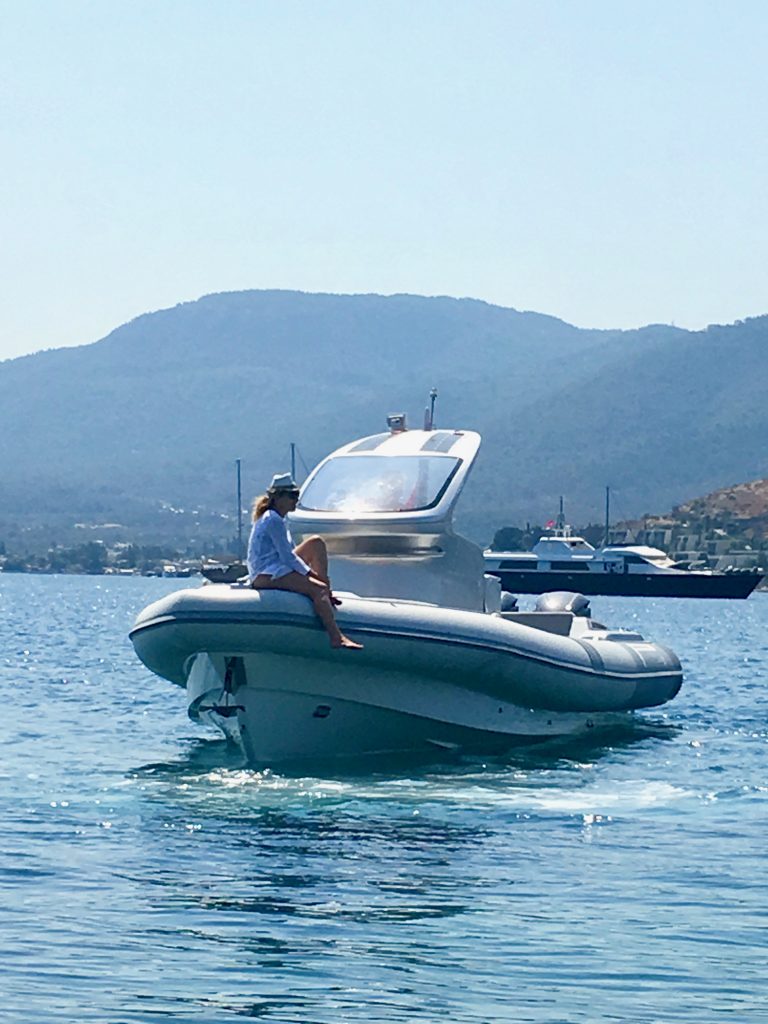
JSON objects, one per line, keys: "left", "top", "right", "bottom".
{"left": 485, "top": 525, "right": 762, "bottom": 599}
{"left": 130, "top": 412, "right": 683, "bottom": 765}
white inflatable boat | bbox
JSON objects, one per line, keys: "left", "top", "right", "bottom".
{"left": 130, "top": 407, "right": 683, "bottom": 764}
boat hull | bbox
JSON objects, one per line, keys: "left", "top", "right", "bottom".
{"left": 130, "top": 586, "right": 682, "bottom": 764}
{"left": 185, "top": 651, "right": 632, "bottom": 764}
{"left": 486, "top": 567, "right": 762, "bottom": 599}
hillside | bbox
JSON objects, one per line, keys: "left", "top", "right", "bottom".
{"left": 480, "top": 315, "right": 768, "bottom": 529}
{"left": 672, "top": 477, "right": 768, "bottom": 524}
{"left": 600, "top": 477, "right": 768, "bottom": 573}
{"left": 1, "top": 290, "right": 767, "bottom": 548}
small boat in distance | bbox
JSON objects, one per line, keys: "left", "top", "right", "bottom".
{"left": 485, "top": 521, "right": 763, "bottom": 599}
{"left": 200, "top": 560, "right": 246, "bottom": 584}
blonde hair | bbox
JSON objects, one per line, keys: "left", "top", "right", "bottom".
{"left": 252, "top": 493, "right": 274, "bottom": 521}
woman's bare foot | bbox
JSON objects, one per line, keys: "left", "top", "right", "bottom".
{"left": 331, "top": 595, "right": 342, "bottom": 607}
{"left": 331, "top": 635, "right": 363, "bottom": 650}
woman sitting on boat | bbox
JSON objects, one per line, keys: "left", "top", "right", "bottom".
{"left": 247, "top": 473, "right": 363, "bottom": 650}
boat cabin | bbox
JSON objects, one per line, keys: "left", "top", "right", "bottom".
{"left": 531, "top": 533, "right": 596, "bottom": 567}
{"left": 290, "top": 420, "right": 491, "bottom": 610}
{"left": 484, "top": 529, "right": 597, "bottom": 573}
{"left": 598, "top": 546, "right": 680, "bottom": 573}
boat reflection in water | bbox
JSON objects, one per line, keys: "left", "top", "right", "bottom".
{"left": 130, "top": 407, "right": 683, "bottom": 767}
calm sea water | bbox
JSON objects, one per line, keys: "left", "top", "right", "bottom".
{"left": 1, "top": 574, "right": 767, "bottom": 1024}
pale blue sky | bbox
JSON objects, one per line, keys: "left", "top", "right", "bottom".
{"left": 1, "top": 0, "right": 766, "bottom": 360}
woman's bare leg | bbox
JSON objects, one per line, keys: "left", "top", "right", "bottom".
{"left": 293, "top": 536, "right": 329, "bottom": 581}
{"left": 293, "top": 536, "right": 342, "bottom": 604}
{"left": 251, "top": 572, "right": 362, "bottom": 649}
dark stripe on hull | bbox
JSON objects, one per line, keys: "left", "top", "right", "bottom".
{"left": 487, "top": 569, "right": 762, "bottom": 599}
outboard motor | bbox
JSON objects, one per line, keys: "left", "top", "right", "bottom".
{"left": 500, "top": 591, "right": 518, "bottom": 612}
{"left": 535, "top": 591, "right": 591, "bottom": 617}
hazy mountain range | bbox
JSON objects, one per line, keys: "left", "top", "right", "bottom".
{"left": 2, "top": 289, "right": 767, "bottom": 546}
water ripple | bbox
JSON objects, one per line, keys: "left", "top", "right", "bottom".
{"left": 1, "top": 577, "right": 767, "bottom": 1021}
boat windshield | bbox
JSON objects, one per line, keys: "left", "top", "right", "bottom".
{"left": 299, "top": 455, "right": 462, "bottom": 513}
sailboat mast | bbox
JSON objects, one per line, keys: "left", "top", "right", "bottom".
{"left": 236, "top": 458, "right": 243, "bottom": 560}
{"left": 604, "top": 486, "right": 610, "bottom": 547}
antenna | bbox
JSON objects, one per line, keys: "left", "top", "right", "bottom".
{"left": 290, "top": 442, "right": 296, "bottom": 480}
{"left": 556, "top": 495, "right": 565, "bottom": 532}
{"left": 424, "top": 387, "right": 438, "bottom": 430}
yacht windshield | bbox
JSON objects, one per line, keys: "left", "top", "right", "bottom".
{"left": 299, "top": 455, "right": 461, "bottom": 513}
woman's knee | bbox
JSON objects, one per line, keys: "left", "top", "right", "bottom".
{"left": 299, "top": 535, "right": 326, "bottom": 556}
